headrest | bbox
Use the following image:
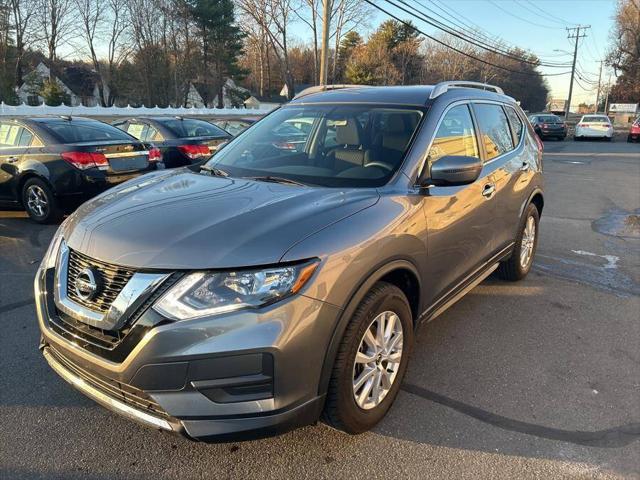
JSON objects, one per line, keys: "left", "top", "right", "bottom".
{"left": 335, "top": 119, "right": 360, "bottom": 146}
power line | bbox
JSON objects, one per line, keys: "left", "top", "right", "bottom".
{"left": 362, "top": 0, "right": 573, "bottom": 77}
{"left": 519, "top": 0, "right": 577, "bottom": 27}
{"left": 405, "top": 0, "right": 572, "bottom": 67}
{"left": 387, "top": 0, "right": 572, "bottom": 68}
{"left": 486, "top": 0, "right": 566, "bottom": 30}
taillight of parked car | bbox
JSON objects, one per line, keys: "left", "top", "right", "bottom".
{"left": 61, "top": 151, "right": 109, "bottom": 170}
{"left": 148, "top": 147, "right": 162, "bottom": 162}
{"left": 178, "top": 144, "right": 210, "bottom": 159}
{"left": 579, "top": 123, "right": 590, "bottom": 128}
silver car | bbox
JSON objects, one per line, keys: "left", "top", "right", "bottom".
{"left": 36, "top": 82, "right": 544, "bottom": 440}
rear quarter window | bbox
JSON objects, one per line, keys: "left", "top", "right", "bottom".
{"left": 505, "top": 107, "right": 524, "bottom": 145}
{"left": 39, "top": 121, "right": 135, "bottom": 143}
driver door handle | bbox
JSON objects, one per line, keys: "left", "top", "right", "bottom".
{"left": 520, "top": 161, "right": 530, "bottom": 171}
{"left": 6, "top": 156, "right": 18, "bottom": 163}
{"left": 482, "top": 183, "right": 496, "bottom": 198}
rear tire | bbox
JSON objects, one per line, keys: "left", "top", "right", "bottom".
{"left": 497, "top": 203, "right": 540, "bottom": 282}
{"left": 22, "top": 178, "right": 63, "bottom": 224}
{"left": 323, "top": 282, "right": 414, "bottom": 434}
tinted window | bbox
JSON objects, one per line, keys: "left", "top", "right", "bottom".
{"left": 208, "top": 105, "right": 423, "bottom": 188}
{"left": 505, "top": 107, "right": 524, "bottom": 144}
{"left": 538, "top": 115, "right": 561, "bottom": 123}
{"left": 474, "top": 104, "right": 514, "bottom": 160}
{"left": 428, "top": 104, "right": 479, "bottom": 163}
{"left": 39, "top": 120, "right": 134, "bottom": 143}
{"left": 159, "top": 119, "right": 228, "bottom": 138}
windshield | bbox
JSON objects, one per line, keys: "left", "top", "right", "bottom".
{"left": 207, "top": 104, "right": 424, "bottom": 187}
{"left": 159, "top": 118, "right": 228, "bottom": 138}
{"left": 583, "top": 116, "right": 610, "bottom": 123}
{"left": 539, "top": 115, "right": 561, "bottom": 123}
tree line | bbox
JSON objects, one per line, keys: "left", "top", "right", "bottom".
{"left": 0, "top": 0, "right": 577, "bottom": 111}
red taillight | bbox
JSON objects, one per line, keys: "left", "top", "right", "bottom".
{"left": 178, "top": 144, "right": 210, "bottom": 159}
{"left": 148, "top": 147, "right": 162, "bottom": 162}
{"left": 542, "top": 123, "right": 549, "bottom": 128}
{"left": 61, "top": 151, "right": 108, "bottom": 170}
{"left": 579, "top": 123, "right": 590, "bottom": 128}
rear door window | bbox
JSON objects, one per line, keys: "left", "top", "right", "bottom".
{"left": 427, "top": 104, "right": 479, "bottom": 163}
{"left": 473, "top": 103, "right": 514, "bottom": 161}
{"left": 0, "top": 123, "right": 35, "bottom": 148}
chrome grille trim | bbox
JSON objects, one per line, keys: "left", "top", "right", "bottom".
{"left": 54, "top": 241, "right": 171, "bottom": 330}
{"left": 67, "top": 248, "right": 134, "bottom": 313}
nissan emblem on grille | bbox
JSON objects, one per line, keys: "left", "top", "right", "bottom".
{"left": 74, "top": 268, "right": 101, "bottom": 301}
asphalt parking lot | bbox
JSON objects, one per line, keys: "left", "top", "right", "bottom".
{"left": 1, "top": 138, "right": 638, "bottom": 479}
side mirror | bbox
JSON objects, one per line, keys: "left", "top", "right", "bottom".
{"left": 422, "top": 155, "right": 482, "bottom": 187}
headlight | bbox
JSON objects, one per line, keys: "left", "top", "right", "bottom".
{"left": 41, "top": 224, "right": 65, "bottom": 270}
{"left": 153, "top": 260, "right": 319, "bottom": 320}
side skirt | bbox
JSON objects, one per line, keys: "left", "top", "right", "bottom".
{"left": 418, "top": 243, "right": 514, "bottom": 326}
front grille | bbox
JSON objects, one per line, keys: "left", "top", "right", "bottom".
{"left": 48, "top": 346, "right": 170, "bottom": 418}
{"left": 67, "top": 249, "right": 135, "bottom": 313}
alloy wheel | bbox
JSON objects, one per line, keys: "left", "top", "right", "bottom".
{"left": 520, "top": 215, "right": 536, "bottom": 268}
{"left": 26, "top": 185, "right": 49, "bottom": 218}
{"left": 352, "top": 310, "right": 403, "bottom": 410}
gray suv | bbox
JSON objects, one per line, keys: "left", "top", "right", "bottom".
{"left": 36, "top": 82, "right": 544, "bottom": 440}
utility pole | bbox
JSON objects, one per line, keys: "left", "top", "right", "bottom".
{"left": 319, "top": 0, "right": 332, "bottom": 86}
{"left": 565, "top": 25, "right": 590, "bottom": 121}
{"left": 594, "top": 60, "right": 603, "bottom": 113}
{"left": 604, "top": 74, "right": 612, "bottom": 114}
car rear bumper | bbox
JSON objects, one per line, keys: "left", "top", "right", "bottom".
{"left": 575, "top": 127, "right": 613, "bottom": 137}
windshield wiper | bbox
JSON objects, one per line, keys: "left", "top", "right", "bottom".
{"left": 247, "top": 176, "right": 308, "bottom": 187}
{"left": 200, "top": 165, "right": 229, "bottom": 177}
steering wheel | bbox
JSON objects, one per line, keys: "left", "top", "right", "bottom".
{"left": 364, "top": 161, "right": 393, "bottom": 171}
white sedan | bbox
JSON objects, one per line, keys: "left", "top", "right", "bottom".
{"left": 574, "top": 115, "right": 614, "bottom": 141}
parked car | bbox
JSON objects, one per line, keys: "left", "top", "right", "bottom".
{"left": 37, "top": 82, "right": 544, "bottom": 440}
{"left": 527, "top": 113, "right": 567, "bottom": 140}
{"left": 113, "top": 117, "right": 231, "bottom": 168}
{"left": 574, "top": 114, "right": 614, "bottom": 141}
{"left": 211, "top": 118, "right": 257, "bottom": 136}
{"left": 0, "top": 116, "right": 161, "bottom": 223}
{"left": 627, "top": 117, "right": 640, "bottom": 143}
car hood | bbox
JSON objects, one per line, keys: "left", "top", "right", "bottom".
{"left": 62, "top": 169, "right": 379, "bottom": 269}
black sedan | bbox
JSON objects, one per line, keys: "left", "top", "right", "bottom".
{"left": 113, "top": 117, "right": 231, "bottom": 168}
{"left": 528, "top": 114, "right": 567, "bottom": 140}
{"left": 0, "top": 116, "right": 161, "bottom": 223}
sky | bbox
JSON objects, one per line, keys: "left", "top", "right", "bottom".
{"left": 292, "top": 0, "right": 619, "bottom": 108}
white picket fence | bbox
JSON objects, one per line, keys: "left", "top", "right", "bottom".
{"left": 0, "top": 102, "right": 276, "bottom": 117}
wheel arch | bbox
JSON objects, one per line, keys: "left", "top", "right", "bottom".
{"left": 317, "top": 259, "right": 421, "bottom": 397}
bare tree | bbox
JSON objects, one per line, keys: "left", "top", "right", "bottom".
{"left": 294, "top": 0, "right": 319, "bottom": 83}
{"left": 9, "top": 0, "right": 37, "bottom": 86}
{"left": 240, "top": 0, "right": 296, "bottom": 99}
{"left": 38, "top": 0, "right": 76, "bottom": 63}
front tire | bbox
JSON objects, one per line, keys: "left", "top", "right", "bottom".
{"left": 323, "top": 282, "right": 414, "bottom": 434}
{"left": 22, "top": 178, "right": 63, "bottom": 224}
{"left": 497, "top": 203, "right": 540, "bottom": 281}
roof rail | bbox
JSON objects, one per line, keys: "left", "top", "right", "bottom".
{"left": 293, "top": 84, "right": 366, "bottom": 100}
{"left": 429, "top": 81, "right": 504, "bottom": 99}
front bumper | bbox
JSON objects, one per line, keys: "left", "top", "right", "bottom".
{"left": 35, "top": 265, "right": 340, "bottom": 440}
